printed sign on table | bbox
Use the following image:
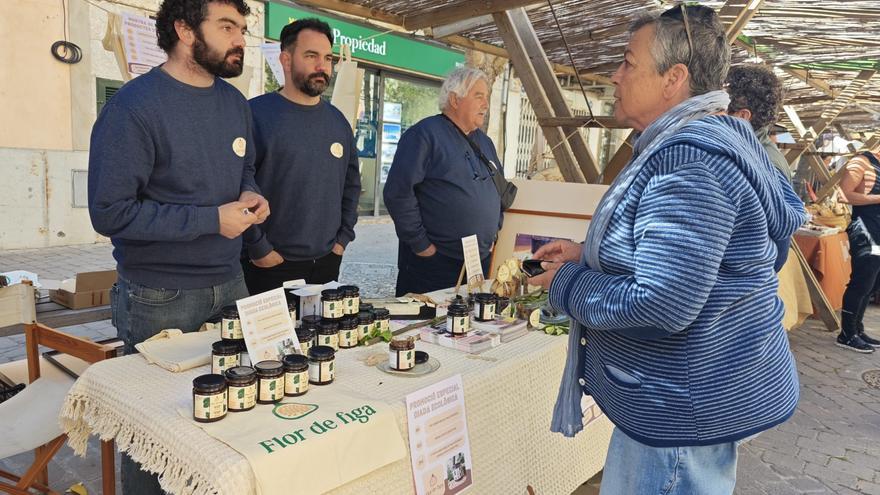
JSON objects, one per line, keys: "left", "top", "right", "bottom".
{"left": 405, "top": 374, "right": 474, "bottom": 495}
{"left": 236, "top": 287, "right": 300, "bottom": 362}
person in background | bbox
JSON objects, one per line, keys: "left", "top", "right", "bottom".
{"left": 726, "top": 63, "right": 791, "bottom": 181}
{"left": 528, "top": 5, "right": 806, "bottom": 494}
{"left": 838, "top": 145, "right": 880, "bottom": 353}
{"left": 242, "top": 18, "right": 360, "bottom": 292}
{"left": 384, "top": 67, "right": 503, "bottom": 296}
{"left": 87, "top": 0, "right": 267, "bottom": 492}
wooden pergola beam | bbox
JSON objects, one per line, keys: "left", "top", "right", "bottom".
{"left": 404, "top": 0, "right": 545, "bottom": 31}
{"left": 537, "top": 116, "right": 626, "bottom": 128}
{"left": 493, "top": 9, "right": 586, "bottom": 183}
{"left": 784, "top": 70, "right": 876, "bottom": 165}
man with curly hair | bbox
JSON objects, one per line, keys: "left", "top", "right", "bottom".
{"left": 727, "top": 63, "right": 791, "bottom": 180}
{"left": 88, "top": 0, "right": 267, "bottom": 491}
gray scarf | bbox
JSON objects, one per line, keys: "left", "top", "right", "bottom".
{"left": 551, "top": 90, "right": 731, "bottom": 437}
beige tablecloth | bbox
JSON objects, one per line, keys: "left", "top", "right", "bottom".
{"left": 60, "top": 332, "right": 613, "bottom": 495}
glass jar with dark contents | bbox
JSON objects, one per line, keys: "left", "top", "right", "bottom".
{"left": 338, "top": 316, "right": 359, "bottom": 348}
{"left": 338, "top": 285, "right": 360, "bottom": 315}
{"left": 446, "top": 303, "right": 470, "bottom": 335}
{"left": 221, "top": 305, "right": 243, "bottom": 340}
{"left": 193, "top": 374, "right": 227, "bottom": 423}
{"left": 357, "top": 310, "right": 375, "bottom": 341}
{"left": 321, "top": 289, "right": 344, "bottom": 319}
{"left": 295, "top": 325, "right": 315, "bottom": 354}
{"left": 373, "top": 308, "right": 391, "bottom": 334}
{"left": 474, "top": 293, "right": 496, "bottom": 322}
{"left": 317, "top": 319, "right": 340, "bottom": 350}
{"left": 308, "top": 345, "right": 335, "bottom": 385}
{"left": 282, "top": 354, "right": 309, "bottom": 396}
{"left": 255, "top": 360, "right": 284, "bottom": 404}
{"left": 389, "top": 336, "right": 416, "bottom": 371}
{"left": 211, "top": 340, "right": 239, "bottom": 375}
{"left": 225, "top": 366, "right": 256, "bottom": 412}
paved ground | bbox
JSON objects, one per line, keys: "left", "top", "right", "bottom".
{"left": 2, "top": 218, "right": 879, "bottom": 494}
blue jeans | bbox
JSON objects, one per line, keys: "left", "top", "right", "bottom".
{"left": 110, "top": 272, "right": 249, "bottom": 494}
{"left": 600, "top": 428, "right": 738, "bottom": 495}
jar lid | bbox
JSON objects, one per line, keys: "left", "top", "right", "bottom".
{"left": 321, "top": 289, "right": 342, "bottom": 299}
{"left": 359, "top": 303, "right": 374, "bottom": 312}
{"left": 224, "top": 366, "right": 256, "bottom": 382}
{"left": 474, "top": 292, "right": 495, "bottom": 302}
{"left": 282, "top": 354, "right": 309, "bottom": 371}
{"left": 193, "top": 374, "right": 226, "bottom": 392}
{"left": 254, "top": 360, "right": 283, "bottom": 376}
{"left": 448, "top": 303, "right": 469, "bottom": 315}
{"left": 357, "top": 311, "right": 375, "bottom": 323}
{"left": 339, "top": 316, "right": 358, "bottom": 329}
{"left": 317, "top": 319, "right": 339, "bottom": 334}
{"left": 308, "top": 345, "right": 336, "bottom": 361}
{"left": 338, "top": 285, "right": 359, "bottom": 296}
{"left": 221, "top": 305, "right": 239, "bottom": 317}
{"left": 212, "top": 340, "right": 239, "bottom": 354}
{"left": 295, "top": 326, "right": 314, "bottom": 338}
{"left": 205, "top": 315, "right": 222, "bottom": 324}
{"left": 373, "top": 308, "right": 390, "bottom": 318}
{"left": 389, "top": 335, "right": 415, "bottom": 350}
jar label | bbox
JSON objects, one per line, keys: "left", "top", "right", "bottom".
{"left": 322, "top": 301, "right": 343, "bottom": 319}
{"left": 212, "top": 353, "right": 239, "bottom": 375}
{"left": 320, "top": 333, "right": 339, "bottom": 350}
{"left": 481, "top": 303, "right": 496, "bottom": 320}
{"left": 378, "top": 318, "right": 390, "bottom": 332}
{"left": 309, "top": 360, "right": 334, "bottom": 383}
{"left": 284, "top": 371, "right": 309, "bottom": 395}
{"left": 228, "top": 383, "right": 256, "bottom": 410}
{"left": 259, "top": 377, "right": 284, "bottom": 402}
{"left": 339, "top": 329, "right": 358, "bottom": 347}
{"left": 448, "top": 315, "right": 469, "bottom": 334}
{"left": 300, "top": 340, "right": 312, "bottom": 354}
{"left": 194, "top": 391, "right": 227, "bottom": 420}
{"left": 358, "top": 323, "right": 371, "bottom": 339}
{"left": 222, "top": 318, "right": 242, "bottom": 339}
{"left": 390, "top": 349, "right": 415, "bottom": 370}
{"left": 350, "top": 299, "right": 360, "bottom": 314}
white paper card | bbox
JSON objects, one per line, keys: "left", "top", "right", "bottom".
{"left": 460, "top": 235, "right": 483, "bottom": 287}
{"left": 405, "top": 374, "right": 474, "bottom": 495}
{"left": 236, "top": 287, "right": 300, "bottom": 362}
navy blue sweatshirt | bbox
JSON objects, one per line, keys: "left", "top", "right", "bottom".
{"left": 383, "top": 114, "right": 503, "bottom": 259}
{"left": 88, "top": 67, "right": 258, "bottom": 289}
{"left": 244, "top": 94, "right": 360, "bottom": 261}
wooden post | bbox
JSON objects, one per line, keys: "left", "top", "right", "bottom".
{"left": 791, "top": 243, "right": 841, "bottom": 332}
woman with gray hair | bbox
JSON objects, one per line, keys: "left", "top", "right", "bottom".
{"left": 529, "top": 4, "right": 806, "bottom": 494}
{"left": 384, "top": 66, "right": 505, "bottom": 295}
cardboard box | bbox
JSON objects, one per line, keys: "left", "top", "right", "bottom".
{"left": 49, "top": 270, "right": 117, "bottom": 309}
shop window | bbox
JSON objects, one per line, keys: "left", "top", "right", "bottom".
{"left": 96, "top": 78, "right": 123, "bottom": 115}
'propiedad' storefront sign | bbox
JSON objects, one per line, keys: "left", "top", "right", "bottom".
{"left": 265, "top": 2, "right": 465, "bottom": 78}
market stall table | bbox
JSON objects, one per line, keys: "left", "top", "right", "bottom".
{"left": 793, "top": 232, "right": 852, "bottom": 311}
{"left": 61, "top": 329, "right": 613, "bottom": 495}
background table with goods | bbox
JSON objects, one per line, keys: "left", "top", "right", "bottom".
{"left": 60, "top": 284, "right": 613, "bottom": 495}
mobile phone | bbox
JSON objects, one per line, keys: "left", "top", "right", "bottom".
{"left": 521, "top": 259, "right": 552, "bottom": 278}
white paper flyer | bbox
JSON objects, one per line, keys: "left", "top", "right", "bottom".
{"left": 236, "top": 287, "right": 300, "bottom": 362}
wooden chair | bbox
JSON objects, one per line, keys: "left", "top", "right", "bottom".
{"left": 0, "top": 284, "right": 117, "bottom": 495}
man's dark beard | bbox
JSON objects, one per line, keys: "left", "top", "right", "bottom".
{"left": 192, "top": 29, "right": 244, "bottom": 78}
{"left": 294, "top": 71, "right": 329, "bottom": 97}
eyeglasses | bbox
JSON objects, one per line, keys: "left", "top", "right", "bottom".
{"left": 661, "top": 4, "right": 694, "bottom": 69}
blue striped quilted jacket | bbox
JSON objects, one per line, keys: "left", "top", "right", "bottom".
{"left": 549, "top": 115, "right": 807, "bottom": 447}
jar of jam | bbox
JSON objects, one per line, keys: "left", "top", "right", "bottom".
{"left": 255, "top": 360, "right": 284, "bottom": 404}
{"left": 373, "top": 308, "right": 391, "bottom": 334}
{"left": 192, "top": 374, "right": 227, "bottom": 423}
{"left": 389, "top": 336, "right": 416, "bottom": 371}
{"left": 225, "top": 366, "right": 256, "bottom": 412}
{"left": 308, "top": 345, "right": 335, "bottom": 385}
{"left": 447, "top": 303, "right": 470, "bottom": 335}
{"left": 338, "top": 316, "right": 359, "bottom": 349}
{"left": 496, "top": 296, "right": 511, "bottom": 317}
{"left": 357, "top": 310, "right": 375, "bottom": 340}
{"left": 474, "top": 293, "right": 496, "bottom": 322}
{"left": 317, "top": 319, "right": 340, "bottom": 350}
{"left": 221, "top": 305, "right": 243, "bottom": 340}
{"left": 211, "top": 340, "right": 239, "bottom": 375}
{"left": 359, "top": 302, "right": 374, "bottom": 314}
{"left": 321, "top": 289, "right": 344, "bottom": 319}
{"left": 295, "top": 325, "right": 315, "bottom": 354}
{"left": 282, "top": 354, "right": 309, "bottom": 396}
{"left": 338, "top": 285, "right": 360, "bottom": 315}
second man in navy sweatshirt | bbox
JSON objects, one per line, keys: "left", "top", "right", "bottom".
{"left": 242, "top": 18, "right": 360, "bottom": 294}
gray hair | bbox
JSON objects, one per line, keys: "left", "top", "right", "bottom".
{"left": 438, "top": 66, "right": 490, "bottom": 112}
{"left": 630, "top": 5, "right": 730, "bottom": 96}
